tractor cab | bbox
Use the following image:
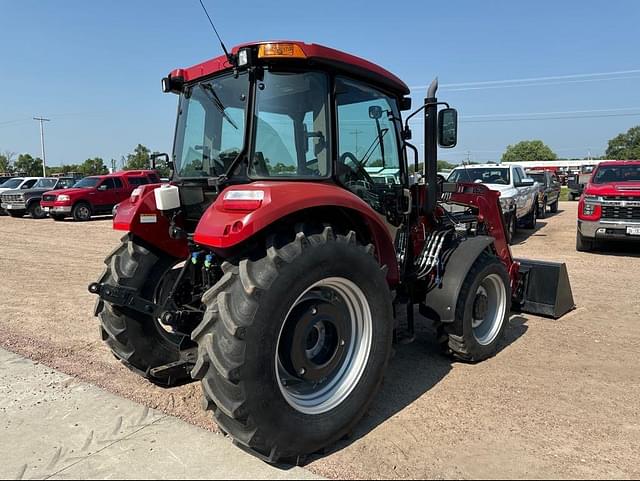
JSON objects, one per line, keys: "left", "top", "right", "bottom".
{"left": 160, "top": 41, "right": 449, "bottom": 236}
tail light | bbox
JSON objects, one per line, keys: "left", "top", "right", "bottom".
{"left": 222, "top": 190, "right": 265, "bottom": 211}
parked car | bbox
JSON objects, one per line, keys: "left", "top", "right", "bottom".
{"left": 0, "top": 177, "right": 42, "bottom": 215}
{"left": 41, "top": 170, "right": 161, "bottom": 221}
{"left": 526, "top": 170, "right": 562, "bottom": 218}
{"left": 577, "top": 161, "right": 640, "bottom": 252}
{"left": 1, "top": 177, "right": 77, "bottom": 218}
{"left": 448, "top": 163, "right": 539, "bottom": 243}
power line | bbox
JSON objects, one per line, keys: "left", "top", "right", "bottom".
{"left": 409, "top": 68, "right": 640, "bottom": 91}
{"left": 441, "top": 75, "right": 640, "bottom": 92}
{"left": 406, "top": 107, "right": 640, "bottom": 124}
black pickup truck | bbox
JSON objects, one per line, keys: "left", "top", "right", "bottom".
{"left": 526, "top": 170, "right": 562, "bottom": 218}
{"left": 1, "top": 177, "right": 77, "bottom": 218}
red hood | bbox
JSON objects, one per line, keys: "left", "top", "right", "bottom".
{"left": 586, "top": 181, "right": 640, "bottom": 197}
{"left": 43, "top": 187, "right": 94, "bottom": 197}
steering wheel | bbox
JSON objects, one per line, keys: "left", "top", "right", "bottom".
{"left": 339, "top": 152, "right": 375, "bottom": 185}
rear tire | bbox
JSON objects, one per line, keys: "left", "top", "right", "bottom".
{"left": 439, "top": 252, "right": 511, "bottom": 362}
{"left": 576, "top": 230, "right": 595, "bottom": 252}
{"left": 506, "top": 213, "right": 517, "bottom": 245}
{"left": 523, "top": 202, "right": 538, "bottom": 229}
{"left": 191, "top": 226, "right": 393, "bottom": 463}
{"left": 73, "top": 202, "right": 92, "bottom": 221}
{"left": 538, "top": 197, "right": 547, "bottom": 219}
{"left": 95, "top": 236, "right": 191, "bottom": 387}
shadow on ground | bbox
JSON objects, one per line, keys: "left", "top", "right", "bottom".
{"left": 299, "top": 311, "right": 529, "bottom": 465}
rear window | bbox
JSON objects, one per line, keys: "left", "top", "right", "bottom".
{"left": 593, "top": 165, "right": 640, "bottom": 184}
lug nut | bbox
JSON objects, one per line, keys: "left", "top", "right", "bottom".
{"left": 311, "top": 307, "right": 318, "bottom": 315}
{"left": 298, "top": 368, "right": 306, "bottom": 376}
{"left": 340, "top": 339, "right": 345, "bottom": 346}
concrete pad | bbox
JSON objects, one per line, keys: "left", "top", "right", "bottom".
{"left": 0, "top": 349, "right": 320, "bottom": 480}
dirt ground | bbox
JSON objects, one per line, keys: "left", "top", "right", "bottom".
{"left": 0, "top": 203, "right": 639, "bottom": 480}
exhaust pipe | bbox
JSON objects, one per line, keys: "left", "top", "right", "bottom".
{"left": 424, "top": 78, "right": 439, "bottom": 215}
{"left": 514, "top": 259, "right": 575, "bottom": 319}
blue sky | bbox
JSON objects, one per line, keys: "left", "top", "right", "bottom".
{"left": 1, "top": 0, "right": 639, "bottom": 166}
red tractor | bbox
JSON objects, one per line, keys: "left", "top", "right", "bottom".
{"left": 90, "top": 41, "right": 574, "bottom": 463}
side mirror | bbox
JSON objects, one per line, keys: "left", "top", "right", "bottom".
{"left": 369, "top": 106, "right": 383, "bottom": 120}
{"left": 151, "top": 153, "right": 174, "bottom": 172}
{"left": 438, "top": 108, "right": 458, "bottom": 148}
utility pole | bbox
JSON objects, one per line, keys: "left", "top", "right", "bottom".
{"left": 33, "top": 117, "right": 50, "bottom": 177}
{"left": 349, "top": 129, "right": 364, "bottom": 156}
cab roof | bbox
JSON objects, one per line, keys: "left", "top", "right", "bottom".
{"left": 170, "top": 41, "right": 410, "bottom": 96}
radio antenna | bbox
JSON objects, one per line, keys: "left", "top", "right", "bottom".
{"left": 198, "top": 0, "right": 234, "bottom": 64}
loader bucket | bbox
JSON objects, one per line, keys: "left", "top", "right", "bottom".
{"left": 514, "top": 258, "right": 575, "bottom": 319}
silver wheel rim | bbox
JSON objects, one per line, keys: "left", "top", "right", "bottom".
{"left": 276, "top": 277, "right": 373, "bottom": 415}
{"left": 33, "top": 206, "right": 43, "bottom": 217}
{"left": 471, "top": 274, "right": 507, "bottom": 346}
{"left": 78, "top": 206, "right": 90, "bottom": 220}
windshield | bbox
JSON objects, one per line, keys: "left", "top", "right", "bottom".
{"left": 73, "top": 177, "right": 101, "bottom": 188}
{"left": 449, "top": 168, "right": 510, "bottom": 185}
{"left": 1, "top": 178, "right": 24, "bottom": 189}
{"left": 593, "top": 165, "right": 640, "bottom": 184}
{"left": 528, "top": 173, "right": 545, "bottom": 184}
{"left": 34, "top": 178, "right": 57, "bottom": 189}
{"left": 173, "top": 72, "right": 249, "bottom": 178}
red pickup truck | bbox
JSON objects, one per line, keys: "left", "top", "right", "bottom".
{"left": 41, "top": 170, "right": 161, "bottom": 221}
{"left": 577, "top": 161, "right": 640, "bottom": 251}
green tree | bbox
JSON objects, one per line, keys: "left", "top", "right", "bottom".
{"left": 124, "top": 144, "right": 151, "bottom": 170}
{"left": 81, "top": 157, "right": 108, "bottom": 175}
{"left": 14, "top": 154, "right": 44, "bottom": 176}
{"left": 502, "top": 140, "right": 557, "bottom": 162}
{"left": 605, "top": 126, "right": 640, "bottom": 160}
{"left": 0, "top": 151, "right": 15, "bottom": 173}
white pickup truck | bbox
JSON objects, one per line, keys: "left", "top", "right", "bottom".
{"left": 448, "top": 163, "right": 539, "bottom": 243}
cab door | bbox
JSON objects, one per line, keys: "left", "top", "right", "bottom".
{"left": 335, "top": 77, "right": 408, "bottom": 237}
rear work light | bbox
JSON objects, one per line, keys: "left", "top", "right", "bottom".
{"left": 222, "top": 190, "right": 265, "bottom": 211}
{"left": 258, "top": 43, "right": 306, "bottom": 59}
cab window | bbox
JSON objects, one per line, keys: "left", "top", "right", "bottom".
{"left": 336, "top": 77, "right": 402, "bottom": 190}
{"left": 250, "top": 71, "right": 330, "bottom": 178}
{"left": 113, "top": 178, "right": 123, "bottom": 189}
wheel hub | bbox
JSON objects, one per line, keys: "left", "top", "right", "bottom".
{"left": 276, "top": 277, "right": 373, "bottom": 415}
{"left": 472, "top": 291, "right": 489, "bottom": 328}
{"left": 281, "top": 298, "right": 349, "bottom": 383}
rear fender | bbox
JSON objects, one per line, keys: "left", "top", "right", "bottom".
{"left": 113, "top": 186, "right": 188, "bottom": 259}
{"left": 194, "top": 182, "right": 400, "bottom": 284}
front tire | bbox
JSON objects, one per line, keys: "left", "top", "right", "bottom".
{"left": 73, "top": 202, "right": 92, "bottom": 221}
{"left": 191, "top": 226, "right": 393, "bottom": 463}
{"left": 576, "top": 230, "right": 595, "bottom": 252}
{"left": 440, "top": 252, "right": 511, "bottom": 362}
{"left": 95, "top": 236, "right": 191, "bottom": 386}
{"left": 28, "top": 203, "right": 47, "bottom": 219}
